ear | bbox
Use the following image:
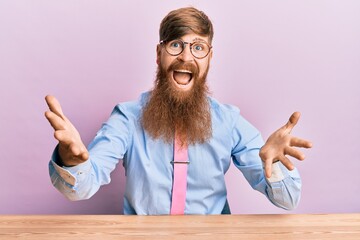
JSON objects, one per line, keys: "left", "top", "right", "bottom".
{"left": 156, "top": 44, "right": 161, "bottom": 65}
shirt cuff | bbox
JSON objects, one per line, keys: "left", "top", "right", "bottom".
{"left": 263, "top": 161, "right": 288, "bottom": 183}
{"left": 50, "top": 146, "right": 92, "bottom": 186}
{"left": 51, "top": 160, "right": 76, "bottom": 186}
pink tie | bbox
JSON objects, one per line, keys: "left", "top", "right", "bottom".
{"left": 170, "top": 134, "right": 189, "bottom": 215}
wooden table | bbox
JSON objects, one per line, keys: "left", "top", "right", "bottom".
{"left": 0, "top": 214, "right": 359, "bottom": 239}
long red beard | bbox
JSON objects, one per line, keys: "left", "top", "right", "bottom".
{"left": 141, "top": 60, "right": 212, "bottom": 145}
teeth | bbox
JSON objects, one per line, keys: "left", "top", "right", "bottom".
{"left": 175, "top": 69, "right": 192, "bottom": 74}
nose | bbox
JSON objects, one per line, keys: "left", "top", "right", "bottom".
{"left": 177, "top": 43, "right": 193, "bottom": 62}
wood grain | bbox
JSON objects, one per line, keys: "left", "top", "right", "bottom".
{"left": 0, "top": 214, "right": 359, "bottom": 239}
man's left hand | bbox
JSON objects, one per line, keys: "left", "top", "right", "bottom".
{"left": 259, "top": 112, "right": 313, "bottom": 178}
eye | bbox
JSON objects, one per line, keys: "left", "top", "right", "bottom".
{"left": 170, "top": 41, "right": 182, "bottom": 49}
{"left": 193, "top": 43, "right": 205, "bottom": 52}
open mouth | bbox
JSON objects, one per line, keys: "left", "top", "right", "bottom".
{"left": 173, "top": 70, "right": 193, "bottom": 88}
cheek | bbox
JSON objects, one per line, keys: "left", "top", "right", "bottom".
{"left": 198, "top": 61, "right": 210, "bottom": 76}
{"left": 159, "top": 52, "right": 174, "bottom": 70}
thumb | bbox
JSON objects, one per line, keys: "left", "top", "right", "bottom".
{"left": 264, "top": 159, "right": 273, "bottom": 178}
{"left": 69, "top": 143, "right": 89, "bottom": 161}
{"left": 80, "top": 151, "right": 89, "bottom": 161}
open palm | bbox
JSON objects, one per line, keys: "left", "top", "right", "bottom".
{"left": 260, "top": 112, "right": 312, "bottom": 178}
{"left": 44, "top": 95, "right": 89, "bottom": 166}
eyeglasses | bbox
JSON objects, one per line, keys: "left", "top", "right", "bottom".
{"left": 160, "top": 39, "right": 212, "bottom": 59}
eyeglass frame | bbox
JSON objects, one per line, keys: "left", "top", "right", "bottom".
{"left": 159, "top": 39, "right": 213, "bottom": 59}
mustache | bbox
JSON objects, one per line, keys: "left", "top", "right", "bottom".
{"left": 167, "top": 60, "right": 199, "bottom": 78}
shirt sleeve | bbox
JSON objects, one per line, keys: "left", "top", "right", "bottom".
{"left": 48, "top": 104, "right": 132, "bottom": 201}
{"left": 230, "top": 113, "right": 301, "bottom": 210}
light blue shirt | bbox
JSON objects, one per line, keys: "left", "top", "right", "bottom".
{"left": 49, "top": 92, "right": 301, "bottom": 215}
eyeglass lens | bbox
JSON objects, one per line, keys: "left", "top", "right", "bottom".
{"left": 165, "top": 39, "right": 210, "bottom": 59}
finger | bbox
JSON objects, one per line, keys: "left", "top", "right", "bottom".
{"left": 54, "top": 130, "right": 74, "bottom": 146}
{"left": 45, "top": 95, "right": 65, "bottom": 120}
{"left": 290, "top": 137, "right": 313, "bottom": 148}
{"left": 285, "top": 146, "right": 305, "bottom": 160}
{"left": 45, "top": 111, "right": 66, "bottom": 130}
{"left": 263, "top": 159, "right": 273, "bottom": 178}
{"left": 284, "top": 112, "right": 301, "bottom": 134}
{"left": 278, "top": 155, "right": 294, "bottom": 171}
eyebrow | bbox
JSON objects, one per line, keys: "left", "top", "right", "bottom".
{"left": 192, "top": 37, "right": 208, "bottom": 43}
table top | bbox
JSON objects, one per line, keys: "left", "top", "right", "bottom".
{"left": 0, "top": 214, "right": 359, "bottom": 240}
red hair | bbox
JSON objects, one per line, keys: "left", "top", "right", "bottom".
{"left": 159, "top": 7, "right": 214, "bottom": 44}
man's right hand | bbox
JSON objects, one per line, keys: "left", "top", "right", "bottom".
{"left": 45, "top": 95, "right": 89, "bottom": 167}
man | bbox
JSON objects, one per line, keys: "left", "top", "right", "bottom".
{"left": 45, "top": 7, "right": 312, "bottom": 215}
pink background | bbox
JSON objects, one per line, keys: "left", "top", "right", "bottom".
{"left": 1, "top": 1, "right": 359, "bottom": 214}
